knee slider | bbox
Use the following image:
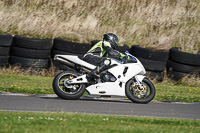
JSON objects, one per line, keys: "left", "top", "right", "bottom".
{"left": 103, "top": 58, "right": 111, "bottom": 66}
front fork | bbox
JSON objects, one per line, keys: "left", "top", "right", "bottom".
{"left": 134, "top": 75, "right": 146, "bottom": 89}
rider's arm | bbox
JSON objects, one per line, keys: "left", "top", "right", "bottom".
{"left": 104, "top": 45, "right": 135, "bottom": 63}
{"left": 104, "top": 46, "right": 121, "bottom": 60}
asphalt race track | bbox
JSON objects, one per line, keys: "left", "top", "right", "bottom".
{"left": 0, "top": 93, "right": 200, "bottom": 120}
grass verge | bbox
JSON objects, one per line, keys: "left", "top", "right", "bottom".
{"left": 0, "top": 111, "right": 199, "bottom": 133}
{"left": 0, "top": 73, "right": 199, "bottom": 102}
{"left": 0, "top": 73, "right": 54, "bottom": 94}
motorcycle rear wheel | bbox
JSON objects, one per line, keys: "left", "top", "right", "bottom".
{"left": 125, "top": 78, "right": 155, "bottom": 103}
{"left": 52, "top": 71, "right": 86, "bottom": 100}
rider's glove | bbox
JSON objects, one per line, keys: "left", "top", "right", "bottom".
{"left": 122, "top": 55, "right": 136, "bottom": 63}
{"left": 121, "top": 55, "right": 129, "bottom": 63}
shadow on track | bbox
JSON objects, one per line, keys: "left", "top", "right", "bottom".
{"left": 38, "top": 95, "right": 133, "bottom": 104}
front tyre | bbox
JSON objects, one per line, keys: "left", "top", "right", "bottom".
{"left": 125, "top": 78, "right": 156, "bottom": 103}
{"left": 52, "top": 71, "right": 86, "bottom": 100}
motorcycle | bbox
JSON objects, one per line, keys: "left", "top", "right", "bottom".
{"left": 52, "top": 51, "right": 156, "bottom": 103}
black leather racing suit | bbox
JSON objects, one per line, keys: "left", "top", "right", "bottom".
{"left": 83, "top": 41, "right": 126, "bottom": 66}
{"left": 83, "top": 41, "right": 131, "bottom": 77}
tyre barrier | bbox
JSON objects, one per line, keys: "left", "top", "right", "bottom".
{"left": 130, "top": 45, "right": 169, "bottom": 62}
{"left": 0, "top": 34, "right": 13, "bottom": 65}
{"left": 137, "top": 58, "right": 167, "bottom": 72}
{"left": 130, "top": 45, "right": 169, "bottom": 81}
{"left": 146, "top": 71, "right": 164, "bottom": 82}
{"left": 10, "top": 56, "right": 50, "bottom": 68}
{"left": 13, "top": 35, "right": 52, "bottom": 50}
{"left": 167, "top": 47, "right": 200, "bottom": 81}
{"left": 117, "top": 44, "right": 130, "bottom": 53}
{"left": 0, "top": 56, "right": 9, "bottom": 66}
{"left": 52, "top": 38, "right": 91, "bottom": 70}
{"left": 169, "top": 47, "right": 200, "bottom": 65}
{"left": 11, "top": 47, "right": 51, "bottom": 59}
{"left": 53, "top": 38, "right": 91, "bottom": 54}
{"left": 9, "top": 35, "right": 52, "bottom": 69}
{"left": 0, "top": 34, "right": 199, "bottom": 82}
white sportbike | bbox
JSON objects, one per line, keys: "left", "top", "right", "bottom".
{"left": 52, "top": 51, "right": 155, "bottom": 103}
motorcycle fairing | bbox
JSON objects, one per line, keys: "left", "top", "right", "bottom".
{"left": 54, "top": 55, "right": 96, "bottom": 70}
{"left": 66, "top": 62, "right": 145, "bottom": 96}
{"left": 86, "top": 81, "right": 126, "bottom": 96}
{"left": 108, "top": 63, "right": 145, "bottom": 83}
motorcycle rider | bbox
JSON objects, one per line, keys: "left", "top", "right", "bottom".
{"left": 83, "top": 33, "right": 133, "bottom": 81}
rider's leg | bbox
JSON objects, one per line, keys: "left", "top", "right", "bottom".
{"left": 83, "top": 54, "right": 102, "bottom": 66}
{"left": 87, "top": 57, "right": 111, "bottom": 79}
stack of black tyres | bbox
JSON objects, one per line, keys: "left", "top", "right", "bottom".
{"left": 167, "top": 47, "right": 200, "bottom": 81}
{"left": 130, "top": 45, "right": 169, "bottom": 82}
{"left": 52, "top": 38, "right": 91, "bottom": 70}
{"left": 117, "top": 44, "right": 130, "bottom": 54}
{"left": 0, "top": 35, "right": 13, "bottom": 66}
{"left": 9, "top": 35, "right": 52, "bottom": 70}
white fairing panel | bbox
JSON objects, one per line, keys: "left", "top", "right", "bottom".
{"left": 108, "top": 63, "right": 144, "bottom": 83}
{"left": 55, "top": 55, "right": 96, "bottom": 70}
{"left": 86, "top": 82, "right": 126, "bottom": 96}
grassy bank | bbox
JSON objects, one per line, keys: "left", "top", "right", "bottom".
{"left": 0, "top": 111, "right": 199, "bottom": 133}
{"left": 0, "top": 72, "right": 199, "bottom": 102}
{"left": 0, "top": 0, "right": 199, "bottom": 52}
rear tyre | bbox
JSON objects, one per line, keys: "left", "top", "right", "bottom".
{"left": 125, "top": 78, "right": 155, "bottom": 103}
{"left": 52, "top": 71, "right": 86, "bottom": 100}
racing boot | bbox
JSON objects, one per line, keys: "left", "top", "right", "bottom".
{"left": 87, "top": 67, "right": 101, "bottom": 80}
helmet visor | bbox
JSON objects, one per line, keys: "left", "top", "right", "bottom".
{"left": 113, "top": 36, "right": 118, "bottom": 44}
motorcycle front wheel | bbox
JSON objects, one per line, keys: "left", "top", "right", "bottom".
{"left": 125, "top": 78, "right": 156, "bottom": 103}
{"left": 52, "top": 71, "right": 86, "bottom": 100}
